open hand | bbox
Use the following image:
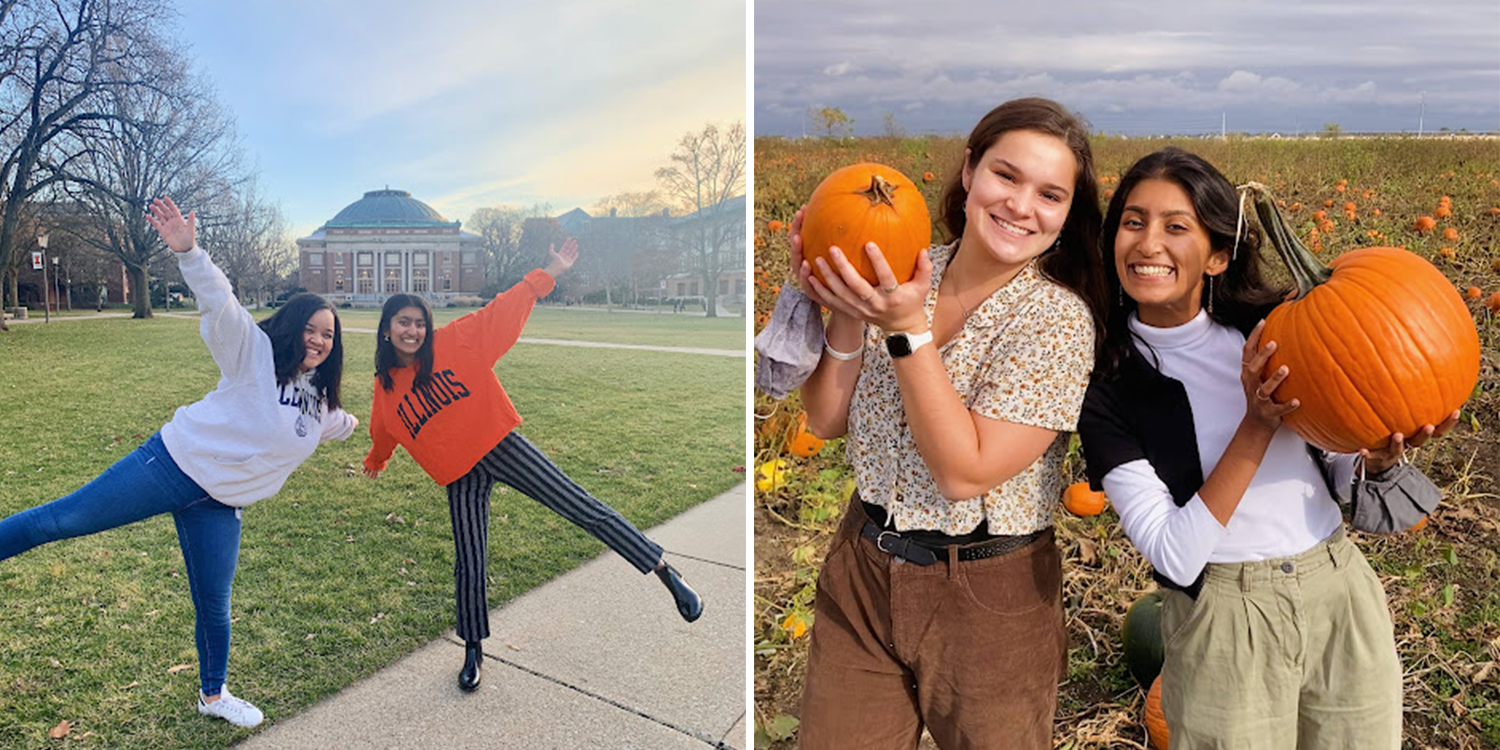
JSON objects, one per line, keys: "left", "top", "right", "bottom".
{"left": 791, "top": 206, "right": 931, "bottom": 333}
{"left": 361, "top": 466, "right": 381, "bottom": 479}
{"left": 545, "top": 237, "right": 579, "bottom": 277}
{"left": 1241, "top": 320, "right": 1299, "bottom": 431}
{"left": 145, "top": 197, "right": 196, "bottom": 253}
{"left": 1361, "top": 410, "right": 1461, "bottom": 473}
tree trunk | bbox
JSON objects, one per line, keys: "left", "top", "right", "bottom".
{"left": 702, "top": 270, "right": 718, "bottom": 318}
{"left": 3, "top": 268, "right": 14, "bottom": 310}
{"left": 129, "top": 264, "right": 152, "bottom": 319}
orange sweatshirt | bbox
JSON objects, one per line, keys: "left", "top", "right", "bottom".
{"left": 363, "top": 269, "right": 556, "bottom": 485}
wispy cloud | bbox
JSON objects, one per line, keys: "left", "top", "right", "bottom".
{"left": 754, "top": 0, "right": 1499, "bottom": 135}
{"left": 177, "top": 0, "right": 744, "bottom": 234}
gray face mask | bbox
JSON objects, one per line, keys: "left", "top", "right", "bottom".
{"left": 1342, "top": 460, "right": 1441, "bottom": 535}
{"left": 754, "top": 284, "right": 828, "bottom": 400}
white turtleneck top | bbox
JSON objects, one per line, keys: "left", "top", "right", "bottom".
{"left": 1100, "top": 309, "right": 1348, "bottom": 586}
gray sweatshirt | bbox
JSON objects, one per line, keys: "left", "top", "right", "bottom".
{"left": 160, "top": 246, "right": 357, "bottom": 507}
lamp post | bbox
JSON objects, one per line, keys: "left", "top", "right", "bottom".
{"left": 38, "top": 234, "right": 49, "bottom": 323}
{"left": 53, "top": 256, "right": 64, "bottom": 312}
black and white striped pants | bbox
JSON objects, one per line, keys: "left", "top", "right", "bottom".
{"left": 445, "top": 430, "right": 665, "bottom": 641}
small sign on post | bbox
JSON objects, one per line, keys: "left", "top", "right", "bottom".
{"left": 31, "top": 251, "right": 42, "bottom": 270}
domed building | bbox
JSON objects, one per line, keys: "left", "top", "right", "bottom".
{"left": 297, "top": 189, "right": 485, "bottom": 306}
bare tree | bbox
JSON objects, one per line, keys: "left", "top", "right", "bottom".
{"left": 584, "top": 189, "right": 668, "bottom": 308}
{"left": 198, "top": 179, "right": 287, "bottom": 305}
{"left": 517, "top": 216, "right": 566, "bottom": 299}
{"left": 468, "top": 203, "right": 552, "bottom": 296}
{"left": 0, "top": 0, "right": 165, "bottom": 328}
{"left": 65, "top": 42, "right": 239, "bottom": 318}
{"left": 655, "top": 120, "right": 745, "bottom": 318}
{"left": 591, "top": 189, "right": 667, "bottom": 219}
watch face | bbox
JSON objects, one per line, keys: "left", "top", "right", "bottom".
{"left": 886, "top": 334, "right": 912, "bottom": 358}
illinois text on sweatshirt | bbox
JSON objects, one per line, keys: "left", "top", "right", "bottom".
{"left": 363, "top": 269, "right": 556, "bottom": 486}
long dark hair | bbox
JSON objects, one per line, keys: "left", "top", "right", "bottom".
{"left": 1098, "top": 147, "right": 1287, "bottom": 378}
{"left": 375, "top": 294, "right": 435, "bottom": 392}
{"left": 937, "top": 97, "right": 1107, "bottom": 361}
{"left": 258, "top": 293, "right": 343, "bottom": 410}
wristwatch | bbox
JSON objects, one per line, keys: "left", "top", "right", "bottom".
{"left": 885, "top": 329, "right": 933, "bottom": 358}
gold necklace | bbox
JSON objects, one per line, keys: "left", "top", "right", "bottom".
{"left": 947, "top": 281, "right": 976, "bottom": 319}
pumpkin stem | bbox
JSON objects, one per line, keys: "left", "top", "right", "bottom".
{"left": 1243, "top": 181, "right": 1332, "bottom": 299}
{"left": 857, "top": 174, "right": 899, "bottom": 208}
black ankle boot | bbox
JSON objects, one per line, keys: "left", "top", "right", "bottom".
{"left": 458, "top": 640, "right": 483, "bottom": 692}
{"left": 656, "top": 562, "right": 703, "bottom": 623}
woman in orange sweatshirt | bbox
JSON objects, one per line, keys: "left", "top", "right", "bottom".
{"left": 361, "top": 238, "right": 702, "bottom": 692}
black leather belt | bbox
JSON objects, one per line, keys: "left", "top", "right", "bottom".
{"left": 860, "top": 521, "right": 1044, "bottom": 566}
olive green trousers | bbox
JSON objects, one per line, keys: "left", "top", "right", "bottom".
{"left": 1160, "top": 527, "right": 1402, "bottom": 750}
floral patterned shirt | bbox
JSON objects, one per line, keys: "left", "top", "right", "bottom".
{"left": 846, "top": 241, "right": 1096, "bottom": 535}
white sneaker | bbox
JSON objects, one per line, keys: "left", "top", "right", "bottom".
{"left": 197, "top": 685, "right": 265, "bottom": 727}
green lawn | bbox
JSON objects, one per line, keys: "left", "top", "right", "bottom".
{"left": 337, "top": 304, "right": 747, "bottom": 350}
{"left": 0, "top": 313, "right": 745, "bottom": 749}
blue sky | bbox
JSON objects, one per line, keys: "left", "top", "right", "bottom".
{"left": 175, "top": 0, "right": 746, "bottom": 237}
{"left": 754, "top": 0, "right": 1500, "bottom": 137}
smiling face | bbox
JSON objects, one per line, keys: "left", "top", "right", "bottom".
{"left": 300, "top": 309, "right": 337, "bottom": 372}
{"left": 1115, "top": 178, "right": 1229, "bottom": 327}
{"left": 386, "top": 305, "right": 428, "bottom": 365}
{"left": 959, "top": 129, "right": 1078, "bottom": 271}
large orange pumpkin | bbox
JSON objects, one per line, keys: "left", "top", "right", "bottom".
{"left": 1144, "top": 676, "right": 1169, "bottom": 750}
{"left": 802, "top": 163, "right": 931, "bottom": 287}
{"left": 1247, "top": 184, "right": 1481, "bottom": 454}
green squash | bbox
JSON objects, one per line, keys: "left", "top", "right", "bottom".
{"left": 1122, "top": 590, "right": 1166, "bottom": 689}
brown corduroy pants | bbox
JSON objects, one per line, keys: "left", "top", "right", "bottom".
{"left": 798, "top": 499, "right": 1066, "bottom": 750}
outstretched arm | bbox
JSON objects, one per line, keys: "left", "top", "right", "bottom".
{"left": 147, "top": 197, "right": 261, "bottom": 380}
{"left": 447, "top": 243, "right": 566, "bottom": 364}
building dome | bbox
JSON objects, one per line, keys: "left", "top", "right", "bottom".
{"left": 326, "top": 189, "right": 457, "bottom": 227}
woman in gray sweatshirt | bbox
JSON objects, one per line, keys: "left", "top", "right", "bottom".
{"left": 0, "top": 197, "right": 358, "bottom": 728}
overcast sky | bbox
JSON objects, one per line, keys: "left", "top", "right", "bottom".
{"left": 754, "top": 0, "right": 1500, "bottom": 138}
{"left": 176, "top": 0, "right": 746, "bottom": 238}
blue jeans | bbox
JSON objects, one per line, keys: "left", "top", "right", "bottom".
{"left": 0, "top": 433, "right": 242, "bottom": 696}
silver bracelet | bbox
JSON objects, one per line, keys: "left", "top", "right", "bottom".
{"left": 823, "top": 335, "right": 862, "bottom": 361}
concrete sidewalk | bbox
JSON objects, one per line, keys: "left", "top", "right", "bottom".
{"left": 237, "top": 485, "right": 748, "bottom": 750}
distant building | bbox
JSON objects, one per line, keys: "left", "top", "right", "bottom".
{"left": 297, "top": 189, "right": 485, "bottom": 307}
{"left": 13, "top": 202, "right": 133, "bottom": 311}
{"left": 551, "top": 197, "right": 747, "bottom": 314}
{"left": 665, "top": 194, "right": 746, "bottom": 315}
{"left": 295, "top": 188, "right": 747, "bottom": 314}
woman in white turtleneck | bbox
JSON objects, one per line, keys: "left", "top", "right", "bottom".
{"left": 1079, "top": 148, "right": 1455, "bottom": 750}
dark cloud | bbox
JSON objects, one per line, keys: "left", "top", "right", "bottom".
{"left": 754, "top": 0, "right": 1500, "bottom": 135}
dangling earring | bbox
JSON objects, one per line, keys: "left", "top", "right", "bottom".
{"left": 1206, "top": 276, "right": 1215, "bottom": 315}
{"left": 1117, "top": 284, "right": 1124, "bottom": 307}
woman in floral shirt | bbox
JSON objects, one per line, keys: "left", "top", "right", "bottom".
{"left": 790, "top": 98, "right": 1108, "bottom": 750}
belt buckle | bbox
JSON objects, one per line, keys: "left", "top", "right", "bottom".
{"left": 876, "top": 530, "right": 902, "bottom": 556}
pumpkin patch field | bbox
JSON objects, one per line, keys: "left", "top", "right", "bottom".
{"left": 752, "top": 135, "right": 1500, "bottom": 750}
